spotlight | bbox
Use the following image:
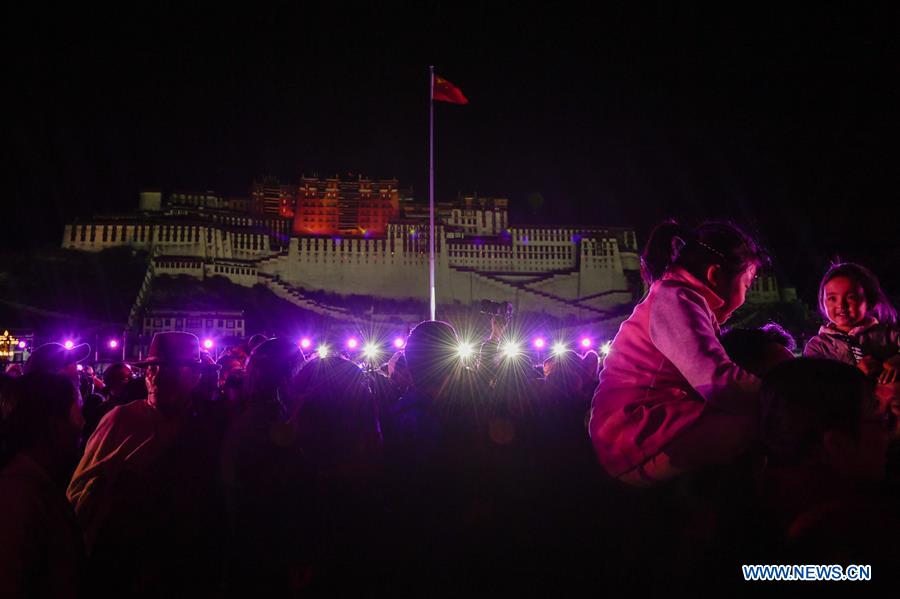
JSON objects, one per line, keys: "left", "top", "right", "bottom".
{"left": 457, "top": 341, "right": 474, "bottom": 359}
{"left": 203, "top": 339, "right": 214, "bottom": 350}
{"left": 76, "top": 364, "right": 83, "bottom": 371}
{"left": 300, "top": 338, "right": 312, "bottom": 350}
{"left": 501, "top": 341, "right": 521, "bottom": 360}
{"left": 17, "top": 341, "right": 26, "bottom": 349}
{"left": 317, "top": 344, "right": 329, "bottom": 359}
{"left": 362, "top": 343, "right": 380, "bottom": 360}
{"left": 64, "top": 340, "right": 75, "bottom": 350}
{"left": 533, "top": 337, "right": 546, "bottom": 350}
{"left": 393, "top": 337, "right": 405, "bottom": 349}
{"left": 580, "top": 337, "right": 592, "bottom": 349}
{"left": 346, "top": 337, "right": 359, "bottom": 350}
{"left": 551, "top": 342, "right": 567, "bottom": 356}
{"left": 600, "top": 341, "right": 612, "bottom": 356}
{"left": 108, "top": 339, "right": 119, "bottom": 349}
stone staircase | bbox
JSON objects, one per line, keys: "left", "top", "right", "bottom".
{"left": 467, "top": 270, "right": 612, "bottom": 320}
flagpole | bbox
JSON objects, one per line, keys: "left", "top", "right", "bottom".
{"left": 428, "top": 65, "right": 436, "bottom": 321}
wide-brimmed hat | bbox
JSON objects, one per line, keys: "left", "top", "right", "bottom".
{"left": 131, "top": 332, "right": 218, "bottom": 371}
{"left": 24, "top": 342, "right": 91, "bottom": 375}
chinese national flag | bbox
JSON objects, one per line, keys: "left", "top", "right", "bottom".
{"left": 433, "top": 75, "right": 468, "bottom": 104}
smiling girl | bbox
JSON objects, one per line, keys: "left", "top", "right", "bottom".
{"left": 804, "top": 262, "right": 899, "bottom": 385}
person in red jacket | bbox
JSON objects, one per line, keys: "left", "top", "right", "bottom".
{"left": 589, "top": 221, "right": 766, "bottom": 487}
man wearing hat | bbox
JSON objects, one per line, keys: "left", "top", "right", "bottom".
{"left": 24, "top": 341, "right": 91, "bottom": 383}
{"left": 67, "top": 332, "right": 217, "bottom": 555}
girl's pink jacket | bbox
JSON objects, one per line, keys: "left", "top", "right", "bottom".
{"left": 589, "top": 266, "right": 761, "bottom": 477}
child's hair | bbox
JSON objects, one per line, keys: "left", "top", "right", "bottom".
{"left": 640, "top": 220, "right": 768, "bottom": 285}
{"left": 818, "top": 262, "right": 897, "bottom": 327}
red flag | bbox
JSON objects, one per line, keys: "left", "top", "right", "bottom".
{"left": 433, "top": 75, "right": 468, "bottom": 104}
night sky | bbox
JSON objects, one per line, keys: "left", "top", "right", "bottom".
{"left": 8, "top": 4, "right": 899, "bottom": 301}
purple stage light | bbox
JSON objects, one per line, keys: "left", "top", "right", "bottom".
{"left": 533, "top": 337, "right": 546, "bottom": 350}
{"left": 108, "top": 339, "right": 119, "bottom": 349}
{"left": 393, "top": 337, "right": 405, "bottom": 349}
{"left": 300, "top": 338, "right": 312, "bottom": 350}
{"left": 203, "top": 339, "right": 214, "bottom": 350}
{"left": 580, "top": 337, "right": 592, "bottom": 349}
{"left": 346, "top": 337, "right": 359, "bottom": 350}
{"left": 64, "top": 340, "right": 75, "bottom": 350}
{"left": 17, "top": 341, "right": 26, "bottom": 349}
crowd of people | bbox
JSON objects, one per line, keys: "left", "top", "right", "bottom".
{"left": 1, "top": 219, "right": 899, "bottom": 595}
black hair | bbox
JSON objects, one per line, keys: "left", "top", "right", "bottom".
{"left": 817, "top": 262, "right": 897, "bottom": 327}
{"left": 640, "top": 220, "right": 768, "bottom": 285}
{"left": 720, "top": 323, "right": 796, "bottom": 376}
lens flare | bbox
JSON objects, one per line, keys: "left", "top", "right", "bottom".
{"left": 108, "top": 339, "right": 119, "bottom": 349}
{"left": 203, "top": 339, "right": 214, "bottom": 350}
{"left": 600, "top": 341, "right": 612, "bottom": 356}
{"left": 393, "top": 337, "right": 405, "bottom": 349}
{"left": 502, "top": 341, "right": 522, "bottom": 360}
{"left": 580, "top": 337, "right": 592, "bottom": 349}
{"left": 64, "top": 340, "right": 75, "bottom": 350}
{"left": 457, "top": 341, "right": 474, "bottom": 359}
{"left": 363, "top": 343, "right": 380, "bottom": 359}
{"left": 300, "top": 338, "right": 312, "bottom": 349}
{"left": 346, "top": 337, "right": 359, "bottom": 350}
{"left": 317, "top": 344, "right": 329, "bottom": 358}
{"left": 551, "top": 342, "right": 567, "bottom": 356}
{"left": 533, "top": 337, "right": 546, "bottom": 349}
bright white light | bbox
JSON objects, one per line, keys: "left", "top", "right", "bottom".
{"left": 300, "top": 338, "right": 312, "bottom": 349}
{"left": 109, "top": 340, "right": 119, "bottom": 349}
{"left": 457, "top": 341, "right": 474, "bottom": 359}
{"left": 203, "top": 339, "right": 214, "bottom": 350}
{"left": 551, "top": 342, "right": 568, "bottom": 356}
{"left": 64, "top": 340, "right": 75, "bottom": 350}
{"left": 533, "top": 337, "right": 546, "bottom": 349}
{"left": 17, "top": 341, "right": 26, "bottom": 349}
{"left": 393, "top": 337, "right": 405, "bottom": 349}
{"left": 363, "top": 343, "right": 380, "bottom": 359}
{"left": 502, "top": 341, "right": 521, "bottom": 360}
{"left": 346, "top": 338, "right": 359, "bottom": 350}
{"left": 600, "top": 341, "right": 612, "bottom": 356}
{"left": 580, "top": 337, "right": 592, "bottom": 349}
{"left": 317, "top": 344, "right": 329, "bottom": 358}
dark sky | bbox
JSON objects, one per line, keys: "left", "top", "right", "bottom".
{"left": 8, "top": 3, "right": 899, "bottom": 300}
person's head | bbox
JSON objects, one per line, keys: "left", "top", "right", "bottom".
{"left": 103, "top": 363, "right": 133, "bottom": 397}
{"left": 404, "top": 320, "right": 461, "bottom": 397}
{"left": 23, "top": 342, "right": 91, "bottom": 385}
{"left": 0, "top": 372, "right": 83, "bottom": 470}
{"left": 721, "top": 323, "right": 796, "bottom": 377}
{"left": 581, "top": 350, "right": 600, "bottom": 380}
{"left": 288, "top": 356, "right": 381, "bottom": 476}
{"left": 387, "top": 351, "right": 412, "bottom": 390}
{"left": 217, "top": 356, "right": 244, "bottom": 388}
{"left": 133, "top": 332, "right": 212, "bottom": 416}
{"left": 245, "top": 338, "right": 304, "bottom": 406}
{"left": 761, "top": 358, "right": 889, "bottom": 483}
{"left": 818, "top": 262, "right": 897, "bottom": 332}
{"left": 641, "top": 220, "right": 767, "bottom": 322}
